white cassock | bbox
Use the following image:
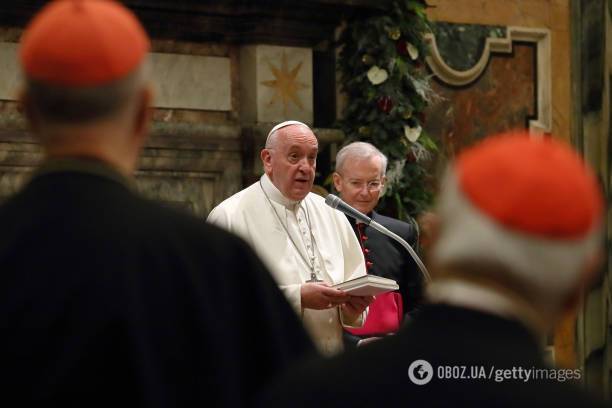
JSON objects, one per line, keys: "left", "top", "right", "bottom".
{"left": 207, "top": 174, "right": 367, "bottom": 355}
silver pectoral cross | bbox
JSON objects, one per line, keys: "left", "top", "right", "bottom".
{"left": 306, "top": 259, "right": 322, "bottom": 282}
{"left": 306, "top": 271, "right": 323, "bottom": 283}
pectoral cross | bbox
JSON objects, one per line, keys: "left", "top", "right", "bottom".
{"left": 306, "top": 258, "right": 322, "bottom": 282}
{"left": 306, "top": 272, "right": 322, "bottom": 283}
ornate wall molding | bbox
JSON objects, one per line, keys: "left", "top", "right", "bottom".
{"left": 425, "top": 26, "right": 551, "bottom": 134}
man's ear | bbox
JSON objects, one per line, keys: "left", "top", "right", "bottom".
{"left": 260, "top": 149, "right": 273, "bottom": 174}
{"left": 379, "top": 174, "right": 387, "bottom": 198}
{"left": 332, "top": 172, "right": 343, "bottom": 192}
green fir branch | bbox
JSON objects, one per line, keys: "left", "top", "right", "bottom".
{"left": 336, "top": 0, "right": 437, "bottom": 219}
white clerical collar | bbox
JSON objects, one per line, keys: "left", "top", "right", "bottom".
{"left": 426, "top": 279, "right": 546, "bottom": 337}
{"left": 260, "top": 173, "right": 301, "bottom": 210}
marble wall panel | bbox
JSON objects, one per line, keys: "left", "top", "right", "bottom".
{"left": 423, "top": 43, "right": 535, "bottom": 177}
{"left": 432, "top": 23, "right": 506, "bottom": 71}
{"left": 0, "top": 42, "right": 233, "bottom": 113}
{"left": 150, "top": 52, "right": 231, "bottom": 111}
{"left": 0, "top": 42, "right": 21, "bottom": 101}
{"left": 426, "top": 0, "right": 571, "bottom": 140}
{"left": 240, "top": 44, "right": 313, "bottom": 124}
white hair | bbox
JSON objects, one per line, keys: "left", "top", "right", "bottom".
{"left": 335, "top": 141, "right": 388, "bottom": 176}
{"left": 432, "top": 167, "right": 602, "bottom": 317}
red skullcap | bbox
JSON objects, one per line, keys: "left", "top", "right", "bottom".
{"left": 20, "top": 0, "right": 150, "bottom": 86}
{"left": 456, "top": 131, "right": 603, "bottom": 240}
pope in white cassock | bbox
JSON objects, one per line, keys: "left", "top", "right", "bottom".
{"left": 207, "top": 121, "right": 373, "bottom": 355}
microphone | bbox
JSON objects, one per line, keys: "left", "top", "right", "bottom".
{"left": 325, "top": 194, "right": 373, "bottom": 225}
{"left": 324, "top": 194, "right": 431, "bottom": 282}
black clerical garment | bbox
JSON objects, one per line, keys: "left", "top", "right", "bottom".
{"left": 348, "top": 211, "right": 423, "bottom": 315}
{"left": 259, "top": 304, "right": 608, "bottom": 408}
{"left": 0, "top": 159, "right": 315, "bottom": 407}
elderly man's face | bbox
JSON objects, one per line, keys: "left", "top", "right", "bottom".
{"left": 262, "top": 125, "right": 318, "bottom": 201}
{"left": 333, "top": 155, "right": 385, "bottom": 215}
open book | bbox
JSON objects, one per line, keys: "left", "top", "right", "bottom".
{"left": 333, "top": 274, "right": 399, "bottom": 296}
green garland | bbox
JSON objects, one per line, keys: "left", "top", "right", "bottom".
{"left": 336, "top": 0, "right": 436, "bottom": 220}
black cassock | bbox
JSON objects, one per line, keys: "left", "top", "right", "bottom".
{"left": 0, "top": 160, "right": 315, "bottom": 407}
{"left": 259, "top": 304, "right": 607, "bottom": 407}
{"left": 347, "top": 211, "right": 423, "bottom": 315}
{"left": 343, "top": 211, "right": 424, "bottom": 348}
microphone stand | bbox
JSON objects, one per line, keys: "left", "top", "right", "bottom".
{"left": 369, "top": 220, "right": 431, "bottom": 282}
{"left": 324, "top": 193, "right": 430, "bottom": 282}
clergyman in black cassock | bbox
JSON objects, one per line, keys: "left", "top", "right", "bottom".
{"left": 258, "top": 304, "right": 606, "bottom": 407}
{"left": 1, "top": 1, "right": 315, "bottom": 406}
{"left": 333, "top": 142, "right": 423, "bottom": 347}
{"left": 0, "top": 160, "right": 315, "bottom": 407}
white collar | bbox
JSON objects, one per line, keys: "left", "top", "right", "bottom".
{"left": 426, "top": 279, "right": 547, "bottom": 337}
{"left": 260, "top": 173, "right": 302, "bottom": 210}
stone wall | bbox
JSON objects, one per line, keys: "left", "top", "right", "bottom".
{"left": 0, "top": 1, "right": 353, "bottom": 215}
{"left": 0, "top": 32, "right": 242, "bottom": 218}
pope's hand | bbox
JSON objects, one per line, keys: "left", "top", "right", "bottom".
{"left": 341, "top": 295, "right": 374, "bottom": 322}
{"left": 300, "top": 283, "right": 350, "bottom": 310}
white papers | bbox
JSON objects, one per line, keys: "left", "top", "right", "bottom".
{"left": 333, "top": 275, "right": 399, "bottom": 296}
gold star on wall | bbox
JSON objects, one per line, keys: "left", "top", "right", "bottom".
{"left": 260, "top": 52, "right": 309, "bottom": 114}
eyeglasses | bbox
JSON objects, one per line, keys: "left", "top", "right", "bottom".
{"left": 342, "top": 177, "right": 383, "bottom": 192}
